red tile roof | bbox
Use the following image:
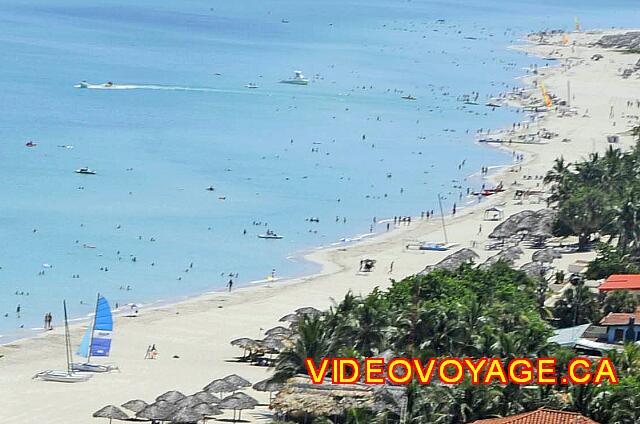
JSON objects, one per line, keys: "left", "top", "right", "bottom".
{"left": 600, "top": 309, "right": 640, "bottom": 326}
{"left": 599, "top": 274, "right": 640, "bottom": 291}
{"left": 469, "top": 408, "right": 600, "bottom": 424}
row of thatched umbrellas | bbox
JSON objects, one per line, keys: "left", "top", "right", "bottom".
{"left": 230, "top": 307, "right": 322, "bottom": 359}
{"left": 93, "top": 374, "right": 264, "bottom": 424}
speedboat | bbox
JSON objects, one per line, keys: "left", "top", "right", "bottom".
{"left": 401, "top": 95, "right": 416, "bottom": 100}
{"left": 103, "top": 81, "right": 113, "bottom": 88}
{"left": 245, "top": 83, "right": 259, "bottom": 89}
{"left": 75, "top": 167, "right": 96, "bottom": 175}
{"left": 25, "top": 141, "right": 37, "bottom": 147}
{"left": 78, "top": 81, "right": 89, "bottom": 88}
{"left": 280, "top": 71, "right": 308, "bottom": 85}
{"left": 258, "top": 231, "right": 283, "bottom": 239}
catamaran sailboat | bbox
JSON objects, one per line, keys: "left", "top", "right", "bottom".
{"left": 72, "top": 294, "right": 118, "bottom": 373}
{"left": 33, "top": 301, "right": 92, "bottom": 383}
{"left": 280, "top": 71, "right": 309, "bottom": 85}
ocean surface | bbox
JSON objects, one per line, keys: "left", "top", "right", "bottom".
{"left": 1, "top": 0, "right": 639, "bottom": 340}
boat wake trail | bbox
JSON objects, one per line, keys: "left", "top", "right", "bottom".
{"left": 74, "top": 83, "right": 247, "bottom": 95}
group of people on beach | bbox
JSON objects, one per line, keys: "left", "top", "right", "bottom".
{"left": 43, "top": 312, "right": 53, "bottom": 330}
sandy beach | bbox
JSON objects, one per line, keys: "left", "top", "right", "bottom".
{"left": 2, "top": 29, "right": 640, "bottom": 423}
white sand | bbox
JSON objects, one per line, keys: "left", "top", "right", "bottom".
{"left": 2, "top": 30, "right": 640, "bottom": 423}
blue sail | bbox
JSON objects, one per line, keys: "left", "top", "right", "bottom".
{"left": 77, "top": 324, "right": 92, "bottom": 358}
{"left": 90, "top": 295, "right": 113, "bottom": 357}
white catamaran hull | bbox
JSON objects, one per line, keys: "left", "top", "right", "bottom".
{"left": 33, "top": 370, "right": 92, "bottom": 383}
{"left": 71, "top": 362, "right": 118, "bottom": 373}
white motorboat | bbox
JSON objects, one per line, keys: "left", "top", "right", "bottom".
{"left": 245, "top": 83, "right": 259, "bottom": 89}
{"left": 75, "top": 167, "right": 96, "bottom": 175}
{"left": 78, "top": 80, "right": 89, "bottom": 88}
{"left": 401, "top": 95, "right": 416, "bottom": 100}
{"left": 258, "top": 231, "right": 283, "bottom": 239}
{"left": 280, "top": 71, "right": 308, "bottom": 85}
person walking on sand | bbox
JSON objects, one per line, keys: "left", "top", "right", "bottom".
{"left": 388, "top": 261, "right": 394, "bottom": 274}
{"left": 227, "top": 279, "right": 233, "bottom": 292}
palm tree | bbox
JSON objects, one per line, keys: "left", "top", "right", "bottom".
{"left": 274, "top": 315, "right": 335, "bottom": 380}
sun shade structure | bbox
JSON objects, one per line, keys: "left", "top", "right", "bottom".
{"left": 168, "top": 406, "right": 205, "bottom": 423}
{"left": 265, "top": 326, "right": 292, "bottom": 336}
{"left": 254, "top": 377, "right": 285, "bottom": 403}
{"left": 121, "top": 399, "right": 148, "bottom": 414}
{"left": 223, "top": 374, "right": 251, "bottom": 388}
{"left": 192, "top": 402, "right": 223, "bottom": 416}
{"left": 532, "top": 247, "right": 562, "bottom": 263}
{"left": 219, "top": 392, "right": 259, "bottom": 422}
{"left": 295, "top": 306, "right": 321, "bottom": 316}
{"left": 203, "top": 379, "right": 236, "bottom": 395}
{"left": 156, "top": 390, "right": 186, "bottom": 403}
{"left": 271, "top": 376, "right": 402, "bottom": 419}
{"left": 92, "top": 405, "right": 130, "bottom": 423}
{"left": 419, "top": 248, "right": 479, "bottom": 274}
{"left": 193, "top": 391, "right": 221, "bottom": 404}
{"left": 279, "top": 313, "right": 300, "bottom": 323}
{"left": 520, "top": 262, "right": 547, "bottom": 280}
{"left": 480, "top": 246, "right": 524, "bottom": 268}
{"left": 488, "top": 209, "right": 557, "bottom": 241}
{"left": 136, "top": 400, "right": 178, "bottom": 421}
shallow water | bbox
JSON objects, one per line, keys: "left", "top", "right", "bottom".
{"left": 1, "top": 0, "right": 639, "bottom": 339}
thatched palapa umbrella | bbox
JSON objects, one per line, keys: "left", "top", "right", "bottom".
{"left": 168, "top": 406, "right": 204, "bottom": 423}
{"left": 532, "top": 247, "right": 562, "bottom": 263}
{"left": 176, "top": 395, "right": 202, "bottom": 409}
{"left": 295, "top": 306, "right": 321, "bottom": 316}
{"left": 480, "top": 246, "right": 524, "bottom": 268}
{"left": 223, "top": 373, "right": 251, "bottom": 389}
{"left": 121, "top": 399, "right": 148, "bottom": 414}
{"left": 265, "top": 326, "right": 291, "bottom": 337}
{"left": 419, "top": 248, "right": 479, "bottom": 275}
{"left": 194, "top": 391, "right": 221, "bottom": 404}
{"left": 156, "top": 390, "right": 186, "bottom": 403}
{"left": 279, "top": 313, "right": 300, "bottom": 323}
{"left": 192, "top": 402, "right": 223, "bottom": 417}
{"left": 520, "top": 261, "right": 547, "bottom": 280}
{"left": 203, "top": 378, "right": 236, "bottom": 397}
{"left": 93, "top": 405, "right": 130, "bottom": 424}
{"left": 254, "top": 377, "right": 285, "bottom": 403}
{"left": 220, "top": 393, "right": 258, "bottom": 422}
{"left": 136, "top": 400, "right": 178, "bottom": 421}
{"left": 230, "top": 337, "right": 260, "bottom": 360}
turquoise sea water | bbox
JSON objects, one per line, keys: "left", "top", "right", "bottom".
{"left": 1, "top": 0, "right": 639, "bottom": 339}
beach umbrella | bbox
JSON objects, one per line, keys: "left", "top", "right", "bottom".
{"left": 520, "top": 262, "right": 547, "bottom": 280}
{"left": 93, "top": 405, "right": 130, "bottom": 424}
{"left": 278, "top": 313, "right": 299, "bottom": 323}
{"left": 157, "top": 390, "right": 187, "bottom": 403}
{"left": 264, "top": 326, "right": 291, "bottom": 337}
{"left": 480, "top": 246, "right": 524, "bottom": 269}
{"left": 176, "top": 395, "right": 202, "bottom": 409}
{"left": 295, "top": 306, "right": 321, "bottom": 316}
{"left": 137, "top": 400, "right": 178, "bottom": 421}
{"left": 193, "top": 391, "right": 221, "bottom": 404}
{"left": 121, "top": 399, "right": 148, "bottom": 414}
{"left": 203, "top": 379, "right": 236, "bottom": 397}
{"left": 192, "top": 402, "right": 223, "bottom": 417}
{"left": 419, "top": 248, "right": 479, "bottom": 274}
{"left": 220, "top": 393, "right": 258, "bottom": 422}
{"left": 230, "top": 337, "right": 259, "bottom": 359}
{"left": 253, "top": 378, "right": 285, "bottom": 403}
{"left": 532, "top": 247, "right": 562, "bottom": 263}
{"left": 223, "top": 373, "right": 251, "bottom": 389}
{"left": 168, "top": 406, "right": 203, "bottom": 423}
{"left": 259, "top": 335, "right": 286, "bottom": 352}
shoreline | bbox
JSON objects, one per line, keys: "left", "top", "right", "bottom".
{"left": 3, "top": 27, "right": 639, "bottom": 423}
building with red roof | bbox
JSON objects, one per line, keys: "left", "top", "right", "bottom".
{"left": 599, "top": 307, "right": 640, "bottom": 343}
{"left": 598, "top": 274, "right": 640, "bottom": 292}
{"left": 469, "top": 408, "right": 599, "bottom": 424}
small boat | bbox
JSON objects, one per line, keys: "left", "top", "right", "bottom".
{"left": 25, "top": 141, "right": 37, "bottom": 147}
{"left": 280, "top": 71, "right": 308, "bottom": 85}
{"left": 258, "top": 231, "right": 283, "bottom": 239}
{"left": 75, "top": 167, "right": 96, "bottom": 175}
{"left": 245, "top": 83, "right": 259, "bottom": 89}
{"left": 401, "top": 95, "right": 416, "bottom": 100}
{"left": 33, "top": 301, "right": 92, "bottom": 383}
{"left": 205, "top": 186, "right": 215, "bottom": 191}
{"left": 103, "top": 81, "right": 113, "bottom": 88}
{"left": 78, "top": 80, "right": 89, "bottom": 88}
{"left": 486, "top": 102, "right": 501, "bottom": 108}
{"left": 72, "top": 294, "right": 119, "bottom": 373}
{"left": 281, "top": 19, "right": 289, "bottom": 23}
